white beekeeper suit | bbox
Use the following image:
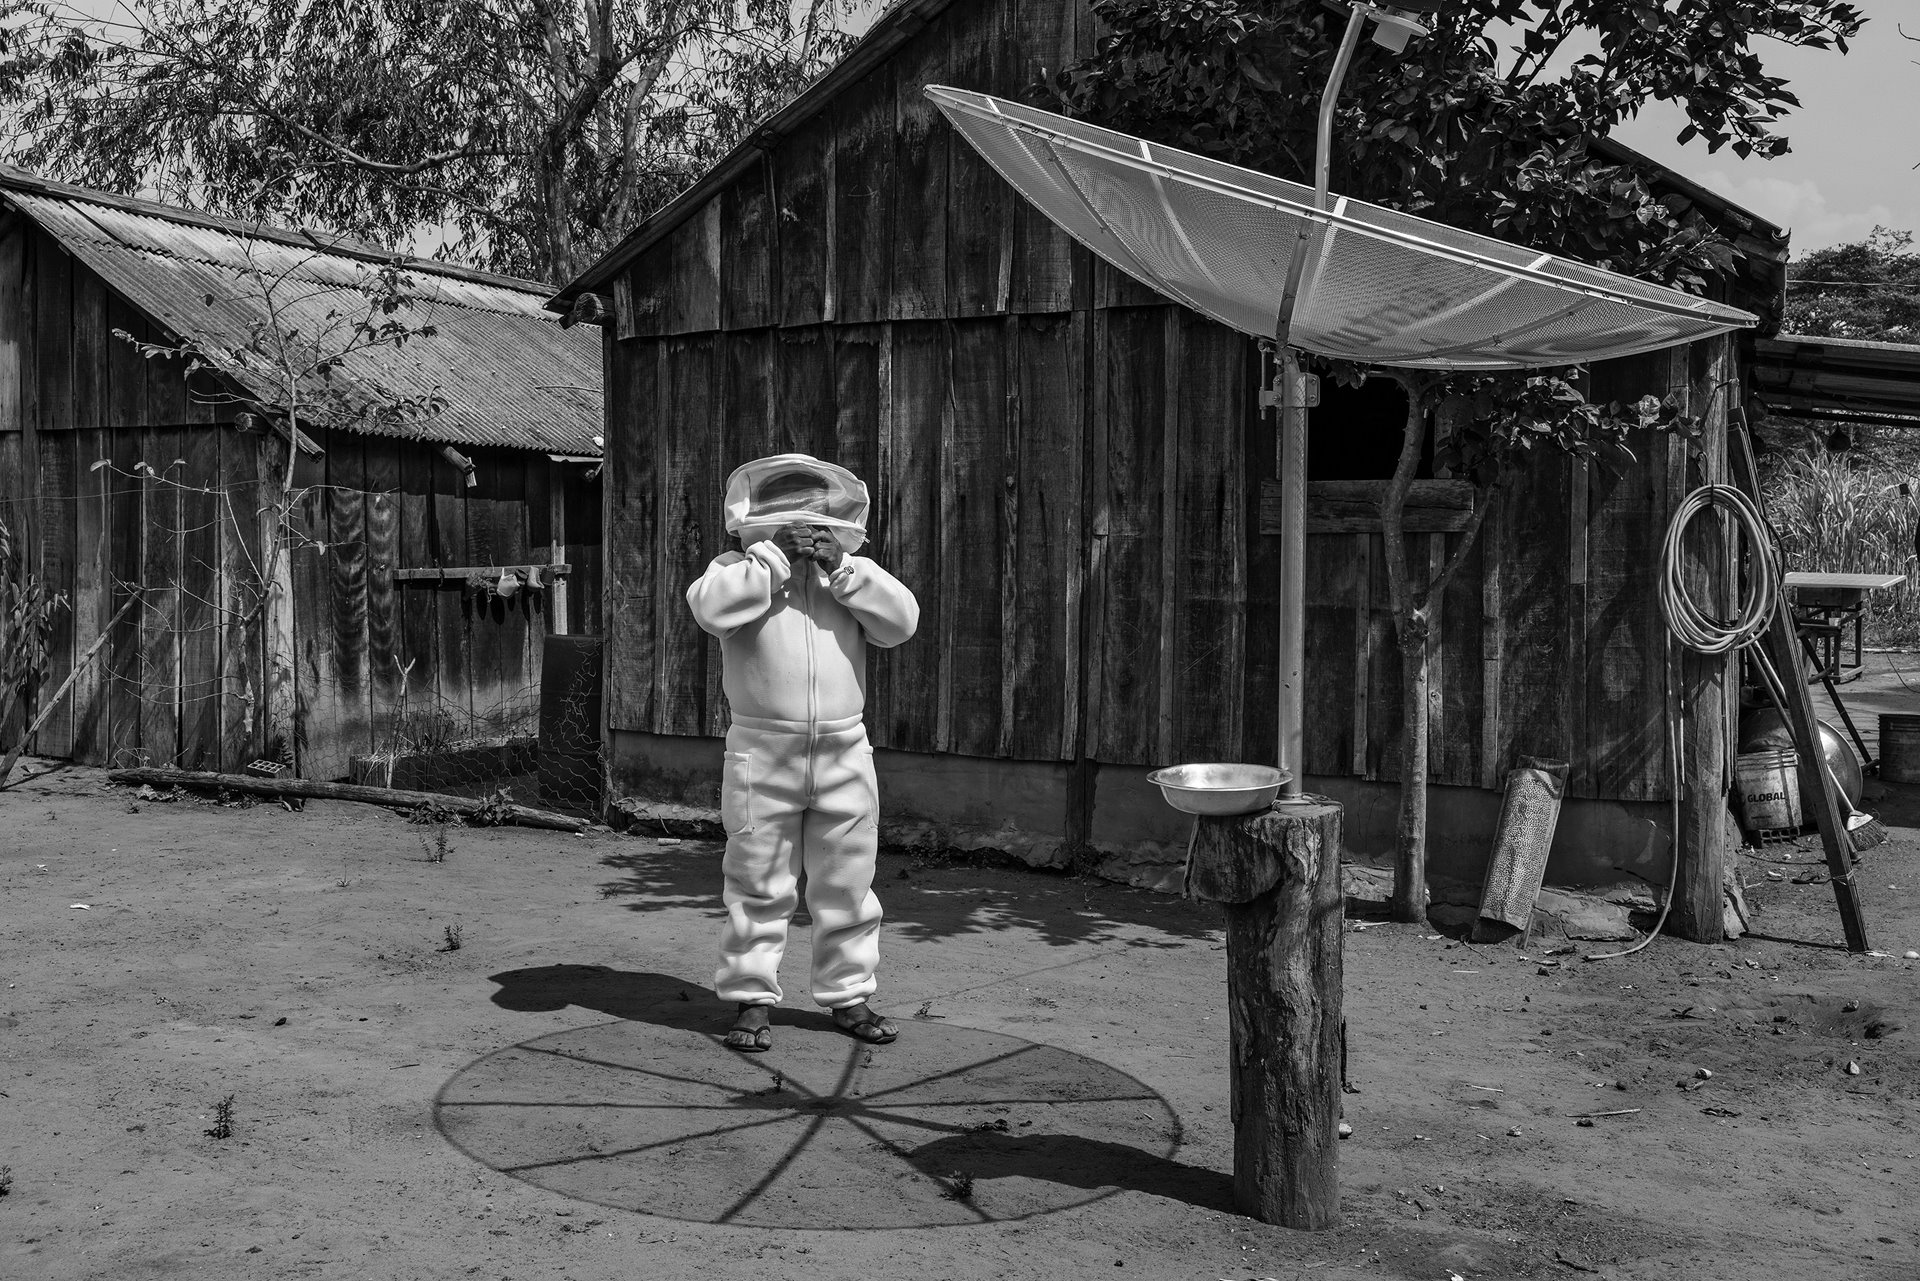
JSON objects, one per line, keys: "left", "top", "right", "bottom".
{"left": 686, "top": 454, "right": 919, "bottom": 1010}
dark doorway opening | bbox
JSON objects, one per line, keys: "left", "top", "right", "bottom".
{"left": 1307, "top": 374, "right": 1433, "bottom": 480}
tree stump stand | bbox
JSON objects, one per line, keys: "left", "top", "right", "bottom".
{"left": 1185, "top": 795, "right": 1344, "bottom": 1229}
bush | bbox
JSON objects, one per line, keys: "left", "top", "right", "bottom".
{"left": 1764, "top": 448, "right": 1920, "bottom": 646}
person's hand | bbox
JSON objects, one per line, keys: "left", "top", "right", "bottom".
{"left": 770, "top": 524, "right": 814, "bottom": 565}
{"left": 811, "top": 529, "right": 844, "bottom": 573}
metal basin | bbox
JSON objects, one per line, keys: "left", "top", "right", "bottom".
{"left": 1146, "top": 763, "right": 1291, "bottom": 816}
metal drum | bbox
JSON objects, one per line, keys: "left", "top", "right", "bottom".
{"left": 1880, "top": 714, "right": 1920, "bottom": 784}
{"left": 1733, "top": 749, "right": 1800, "bottom": 834}
{"left": 1738, "top": 708, "right": 1862, "bottom": 810}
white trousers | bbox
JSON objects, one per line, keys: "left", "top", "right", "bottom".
{"left": 714, "top": 713, "right": 883, "bottom": 1009}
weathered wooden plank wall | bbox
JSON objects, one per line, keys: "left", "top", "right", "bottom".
{"left": 289, "top": 439, "right": 583, "bottom": 780}
{"left": 0, "top": 218, "right": 603, "bottom": 780}
{"left": 596, "top": 0, "right": 1717, "bottom": 808}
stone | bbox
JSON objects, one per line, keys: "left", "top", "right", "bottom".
{"left": 1533, "top": 888, "right": 1637, "bottom": 941}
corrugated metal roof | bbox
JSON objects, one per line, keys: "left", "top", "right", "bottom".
{"left": 2, "top": 178, "right": 602, "bottom": 455}
{"left": 1753, "top": 333, "right": 1920, "bottom": 426}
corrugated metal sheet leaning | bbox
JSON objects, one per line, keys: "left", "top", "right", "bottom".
{"left": 0, "top": 173, "right": 602, "bottom": 455}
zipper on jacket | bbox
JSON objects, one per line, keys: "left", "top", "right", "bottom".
{"left": 802, "top": 567, "right": 817, "bottom": 800}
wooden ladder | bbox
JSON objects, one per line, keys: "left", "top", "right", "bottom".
{"left": 1728, "top": 418, "right": 1870, "bottom": 952}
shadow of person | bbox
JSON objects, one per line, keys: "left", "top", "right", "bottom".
{"left": 485, "top": 964, "right": 848, "bottom": 1039}
{"left": 903, "top": 1130, "right": 1236, "bottom": 1215}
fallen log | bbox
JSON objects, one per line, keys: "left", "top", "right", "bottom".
{"left": 106, "top": 767, "right": 588, "bottom": 833}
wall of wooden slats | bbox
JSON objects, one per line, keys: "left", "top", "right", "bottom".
{"left": 0, "top": 220, "right": 600, "bottom": 779}
{"left": 600, "top": 0, "right": 1729, "bottom": 804}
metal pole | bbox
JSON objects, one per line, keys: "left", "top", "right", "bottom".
{"left": 1277, "top": 348, "right": 1309, "bottom": 799}
{"left": 1275, "top": 5, "right": 1368, "bottom": 800}
{"left": 1273, "top": 7, "right": 1367, "bottom": 348}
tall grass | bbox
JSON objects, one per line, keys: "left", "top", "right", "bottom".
{"left": 1764, "top": 449, "right": 1920, "bottom": 646}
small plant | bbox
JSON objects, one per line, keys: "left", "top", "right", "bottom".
{"left": 418, "top": 824, "right": 451, "bottom": 864}
{"left": 0, "top": 1165, "right": 12, "bottom": 1195}
{"left": 406, "top": 800, "right": 458, "bottom": 826}
{"left": 205, "top": 1094, "right": 235, "bottom": 1140}
{"left": 940, "top": 1169, "right": 975, "bottom": 1202}
{"left": 469, "top": 788, "right": 517, "bottom": 827}
{"left": 440, "top": 923, "right": 463, "bottom": 952}
{"left": 913, "top": 999, "right": 944, "bottom": 1021}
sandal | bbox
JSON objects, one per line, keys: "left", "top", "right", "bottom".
{"left": 830, "top": 1002, "right": 898, "bottom": 1044}
{"left": 724, "top": 1003, "right": 773, "bottom": 1053}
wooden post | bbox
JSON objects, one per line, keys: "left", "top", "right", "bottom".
{"left": 1672, "top": 408, "right": 1731, "bottom": 943}
{"left": 1186, "top": 796, "right": 1344, "bottom": 1229}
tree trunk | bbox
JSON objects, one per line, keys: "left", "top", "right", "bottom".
{"left": 1391, "top": 617, "right": 1430, "bottom": 923}
{"left": 1186, "top": 796, "right": 1346, "bottom": 1229}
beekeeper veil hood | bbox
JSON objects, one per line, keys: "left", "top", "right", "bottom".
{"left": 724, "top": 454, "right": 870, "bottom": 553}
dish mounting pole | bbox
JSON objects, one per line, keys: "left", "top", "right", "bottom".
{"left": 1273, "top": 3, "right": 1367, "bottom": 802}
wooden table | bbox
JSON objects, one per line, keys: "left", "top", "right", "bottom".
{"left": 1784, "top": 571, "right": 1905, "bottom": 682}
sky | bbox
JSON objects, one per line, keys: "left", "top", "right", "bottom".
{"left": 1603, "top": 0, "right": 1920, "bottom": 256}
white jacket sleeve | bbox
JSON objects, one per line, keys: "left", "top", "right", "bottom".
{"left": 828, "top": 556, "right": 919, "bottom": 649}
{"left": 686, "top": 543, "right": 792, "bottom": 639}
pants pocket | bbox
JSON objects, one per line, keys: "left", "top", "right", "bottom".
{"left": 721, "top": 751, "right": 755, "bottom": 836}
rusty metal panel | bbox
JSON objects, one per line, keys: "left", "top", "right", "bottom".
{"left": 4, "top": 189, "right": 603, "bottom": 456}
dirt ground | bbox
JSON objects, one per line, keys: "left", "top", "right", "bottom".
{"left": 2, "top": 732, "right": 1917, "bottom": 1279}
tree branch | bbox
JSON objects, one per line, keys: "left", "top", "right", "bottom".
{"left": 1378, "top": 374, "right": 1432, "bottom": 623}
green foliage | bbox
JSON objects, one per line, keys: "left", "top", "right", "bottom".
{"left": 469, "top": 787, "right": 518, "bottom": 827}
{"left": 1766, "top": 448, "right": 1920, "bottom": 645}
{"left": 0, "top": 1, "right": 861, "bottom": 282}
{"left": 1784, "top": 227, "right": 1920, "bottom": 342}
{"left": 0, "top": 515, "right": 70, "bottom": 723}
{"left": 1048, "top": 0, "right": 1863, "bottom": 474}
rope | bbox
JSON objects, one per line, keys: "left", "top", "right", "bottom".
{"left": 1591, "top": 482, "right": 1779, "bottom": 961}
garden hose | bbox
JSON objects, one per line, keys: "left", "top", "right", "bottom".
{"left": 1591, "top": 483, "right": 1781, "bottom": 961}
{"left": 1656, "top": 484, "right": 1781, "bottom": 655}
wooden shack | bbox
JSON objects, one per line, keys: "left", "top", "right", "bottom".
{"left": 0, "top": 170, "right": 603, "bottom": 785}
{"left": 553, "top": 0, "right": 1785, "bottom": 927}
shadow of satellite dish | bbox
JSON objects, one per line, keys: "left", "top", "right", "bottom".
{"left": 434, "top": 1009, "right": 1215, "bottom": 1229}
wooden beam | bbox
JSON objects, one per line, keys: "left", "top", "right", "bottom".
{"left": 391, "top": 564, "right": 571, "bottom": 582}
{"left": 1262, "top": 478, "right": 1477, "bottom": 535}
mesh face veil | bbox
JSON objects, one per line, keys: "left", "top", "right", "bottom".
{"left": 724, "top": 454, "right": 871, "bottom": 552}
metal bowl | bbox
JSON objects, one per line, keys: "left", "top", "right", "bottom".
{"left": 1146, "top": 763, "right": 1291, "bottom": 816}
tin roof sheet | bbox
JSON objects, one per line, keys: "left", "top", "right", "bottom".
{"left": 1, "top": 176, "right": 602, "bottom": 454}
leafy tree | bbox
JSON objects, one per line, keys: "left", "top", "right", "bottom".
{"left": 1051, "top": 0, "right": 1862, "bottom": 922}
{"left": 114, "top": 240, "right": 448, "bottom": 767}
{"left": 0, "top": 0, "right": 860, "bottom": 282}
{"left": 1784, "top": 226, "right": 1920, "bottom": 342}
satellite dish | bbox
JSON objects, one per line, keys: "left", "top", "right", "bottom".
{"left": 925, "top": 87, "right": 1755, "bottom": 371}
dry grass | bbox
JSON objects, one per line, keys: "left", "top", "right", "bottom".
{"left": 1764, "top": 448, "right": 1920, "bottom": 646}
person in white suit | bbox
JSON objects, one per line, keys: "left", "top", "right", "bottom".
{"left": 685, "top": 454, "right": 920, "bottom": 1052}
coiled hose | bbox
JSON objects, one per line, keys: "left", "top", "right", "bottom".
{"left": 1590, "top": 484, "right": 1781, "bottom": 960}
{"left": 1658, "top": 485, "right": 1781, "bottom": 654}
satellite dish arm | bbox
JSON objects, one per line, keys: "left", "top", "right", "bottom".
{"left": 1274, "top": 3, "right": 1368, "bottom": 349}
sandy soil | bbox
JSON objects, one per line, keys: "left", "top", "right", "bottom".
{"left": 2, "top": 750, "right": 1917, "bottom": 1281}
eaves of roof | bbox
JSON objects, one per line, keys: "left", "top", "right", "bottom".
{"left": 1752, "top": 332, "right": 1920, "bottom": 425}
{"left": 547, "top": 0, "right": 958, "bottom": 310}
{"left": 1, "top": 178, "right": 603, "bottom": 454}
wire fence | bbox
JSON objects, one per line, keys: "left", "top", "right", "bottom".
{"left": 290, "top": 637, "right": 606, "bottom": 820}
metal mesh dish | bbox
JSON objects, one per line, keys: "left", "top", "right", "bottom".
{"left": 926, "top": 86, "right": 1755, "bottom": 371}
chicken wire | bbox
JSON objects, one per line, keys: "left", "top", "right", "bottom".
{"left": 926, "top": 86, "right": 1755, "bottom": 370}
